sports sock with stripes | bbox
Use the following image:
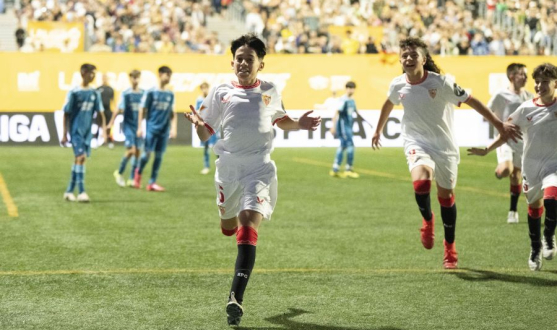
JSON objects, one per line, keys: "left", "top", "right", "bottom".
{"left": 528, "top": 206, "right": 543, "bottom": 250}
{"left": 229, "top": 226, "right": 257, "bottom": 305}
{"left": 439, "top": 196, "right": 457, "bottom": 244}
{"left": 510, "top": 184, "right": 521, "bottom": 212}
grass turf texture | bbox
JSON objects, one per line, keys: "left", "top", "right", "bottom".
{"left": 0, "top": 146, "right": 555, "bottom": 330}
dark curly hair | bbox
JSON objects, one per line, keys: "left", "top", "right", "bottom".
{"left": 399, "top": 37, "right": 441, "bottom": 74}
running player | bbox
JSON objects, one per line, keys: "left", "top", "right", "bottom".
{"left": 111, "top": 70, "right": 144, "bottom": 187}
{"left": 468, "top": 63, "right": 557, "bottom": 271}
{"left": 196, "top": 82, "right": 219, "bottom": 175}
{"left": 133, "top": 66, "right": 177, "bottom": 192}
{"left": 371, "top": 37, "right": 520, "bottom": 269}
{"left": 62, "top": 63, "right": 106, "bottom": 202}
{"left": 184, "top": 34, "right": 321, "bottom": 326}
{"left": 329, "top": 81, "right": 362, "bottom": 178}
{"left": 486, "top": 63, "right": 533, "bottom": 223}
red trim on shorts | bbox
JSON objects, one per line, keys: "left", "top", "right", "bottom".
{"left": 528, "top": 206, "right": 544, "bottom": 219}
{"left": 232, "top": 80, "right": 261, "bottom": 89}
{"left": 438, "top": 195, "right": 455, "bottom": 208}
{"left": 544, "top": 186, "right": 557, "bottom": 200}
{"left": 222, "top": 226, "right": 238, "bottom": 236}
{"left": 458, "top": 94, "right": 472, "bottom": 107}
{"left": 273, "top": 115, "right": 290, "bottom": 126}
{"left": 204, "top": 123, "right": 215, "bottom": 135}
{"left": 533, "top": 97, "right": 557, "bottom": 107}
{"left": 510, "top": 185, "right": 521, "bottom": 195}
{"left": 237, "top": 226, "right": 258, "bottom": 246}
{"left": 405, "top": 70, "right": 428, "bottom": 85}
{"left": 413, "top": 180, "right": 431, "bottom": 195}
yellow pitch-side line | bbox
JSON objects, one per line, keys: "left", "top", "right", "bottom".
{"left": 292, "top": 157, "right": 507, "bottom": 198}
{"left": 0, "top": 172, "right": 18, "bottom": 218}
{"left": 0, "top": 267, "right": 538, "bottom": 277}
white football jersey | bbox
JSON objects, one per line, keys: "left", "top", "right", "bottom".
{"left": 199, "top": 80, "right": 288, "bottom": 157}
{"left": 488, "top": 88, "right": 533, "bottom": 154}
{"left": 508, "top": 98, "right": 557, "bottom": 186}
{"left": 388, "top": 71, "right": 471, "bottom": 159}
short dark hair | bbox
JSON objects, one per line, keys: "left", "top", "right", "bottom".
{"left": 399, "top": 37, "right": 441, "bottom": 74}
{"left": 129, "top": 69, "right": 141, "bottom": 78}
{"left": 158, "top": 66, "right": 172, "bottom": 75}
{"left": 231, "top": 34, "right": 267, "bottom": 59}
{"left": 532, "top": 63, "right": 557, "bottom": 80}
{"left": 80, "top": 63, "right": 96, "bottom": 74}
{"left": 346, "top": 81, "right": 356, "bottom": 89}
{"left": 506, "top": 63, "right": 526, "bottom": 79}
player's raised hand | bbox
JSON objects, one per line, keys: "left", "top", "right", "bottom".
{"left": 184, "top": 105, "right": 205, "bottom": 128}
{"left": 498, "top": 121, "right": 522, "bottom": 143}
{"left": 298, "top": 110, "right": 321, "bottom": 131}
{"left": 467, "top": 147, "right": 488, "bottom": 156}
{"left": 61, "top": 134, "right": 69, "bottom": 145}
{"left": 371, "top": 131, "right": 381, "bottom": 150}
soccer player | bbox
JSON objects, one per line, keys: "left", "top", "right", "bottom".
{"left": 196, "top": 82, "right": 218, "bottom": 175}
{"left": 111, "top": 70, "right": 144, "bottom": 187}
{"left": 371, "top": 37, "right": 520, "bottom": 269}
{"left": 184, "top": 34, "right": 321, "bottom": 326}
{"left": 486, "top": 63, "right": 533, "bottom": 223}
{"left": 96, "top": 73, "right": 115, "bottom": 148}
{"left": 468, "top": 63, "right": 557, "bottom": 271}
{"left": 62, "top": 63, "right": 106, "bottom": 202}
{"left": 329, "top": 81, "right": 363, "bottom": 178}
{"left": 133, "top": 66, "right": 177, "bottom": 192}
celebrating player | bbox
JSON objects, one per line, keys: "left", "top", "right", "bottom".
{"left": 184, "top": 34, "right": 321, "bottom": 326}
{"left": 371, "top": 37, "right": 520, "bottom": 269}
{"left": 196, "top": 82, "right": 219, "bottom": 175}
{"left": 62, "top": 63, "right": 106, "bottom": 203}
{"left": 111, "top": 70, "right": 145, "bottom": 187}
{"left": 133, "top": 66, "right": 177, "bottom": 191}
{"left": 486, "top": 63, "right": 533, "bottom": 223}
{"left": 329, "top": 81, "right": 362, "bottom": 179}
{"left": 468, "top": 63, "right": 557, "bottom": 271}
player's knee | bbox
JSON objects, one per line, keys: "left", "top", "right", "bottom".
{"left": 236, "top": 226, "right": 258, "bottom": 246}
{"left": 221, "top": 226, "right": 238, "bottom": 236}
{"left": 528, "top": 205, "right": 544, "bottom": 219}
{"left": 496, "top": 167, "right": 511, "bottom": 179}
{"left": 544, "top": 186, "right": 557, "bottom": 200}
{"left": 413, "top": 180, "right": 431, "bottom": 195}
{"left": 438, "top": 195, "right": 455, "bottom": 208}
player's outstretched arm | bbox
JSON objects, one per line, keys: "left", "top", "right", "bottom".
{"left": 465, "top": 96, "right": 522, "bottom": 143}
{"left": 277, "top": 110, "right": 321, "bottom": 131}
{"left": 467, "top": 135, "right": 506, "bottom": 157}
{"left": 184, "top": 105, "right": 212, "bottom": 141}
{"left": 372, "top": 99, "right": 394, "bottom": 150}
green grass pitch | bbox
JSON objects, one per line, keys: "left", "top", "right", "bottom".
{"left": 0, "top": 146, "right": 555, "bottom": 330}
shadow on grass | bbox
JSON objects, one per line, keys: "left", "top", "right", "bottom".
{"left": 452, "top": 268, "right": 557, "bottom": 286}
{"left": 238, "top": 308, "right": 404, "bottom": 330}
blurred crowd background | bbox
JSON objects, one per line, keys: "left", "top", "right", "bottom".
{"left": 10, "top": 0, "right": 557, "bottom": 56}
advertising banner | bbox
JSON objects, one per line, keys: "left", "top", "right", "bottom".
{"left": 0, "top": 53, "right": 547, "bottom": 113}
{"left": 27, "top": 21, "right": 85, "bottom": 53}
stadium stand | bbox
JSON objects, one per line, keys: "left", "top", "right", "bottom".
{"left": 5, "top": 0, "right": 557, "bottom": 55}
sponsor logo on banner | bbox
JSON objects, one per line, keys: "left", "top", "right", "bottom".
{"left": 0, "top": 113, "right": 51, "bottom": 143}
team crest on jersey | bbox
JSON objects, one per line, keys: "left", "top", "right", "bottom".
{"left": 527, "top": 116, "right": 533, "bottom": 122}
{"left": 262, "top": 95, "right": 271, "bottom": 106}
{"left": 428, "top": 89, "right": 437, "bottom": 99}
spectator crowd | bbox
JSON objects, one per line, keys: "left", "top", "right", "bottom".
{"left": 14, "top": 0, "right": 557, "bottom": 56}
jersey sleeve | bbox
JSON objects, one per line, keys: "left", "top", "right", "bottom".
{"left": 387, "top": 79, "right": 401, "bottom": 105}
{"left": 440, "top": 75, "right": 471, "bottom": 107}
{"left": 63, "top": 90, "right": 74, "bottom": 113}
{"left": 117, "top": 92, "right": 125, "bottom": 111}
{"left": 487, "top": 93, "right": 504, "bottom": 120}
{"left": 141, "top": 90, "right": 152, "bottom": 111}
{"left": 199, "top": 86, "right": 222, "bottom": 134}
{"left": 94, "top": 90, "right": 104, "bottom": 112}
{"left": 269, "top": 86, "right": 287, "bottom": 125}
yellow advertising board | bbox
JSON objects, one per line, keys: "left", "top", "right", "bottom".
{"left": 0, "top": 52, "right": 548, "bottom": 112}
{"left": 27, "top": 21, "right": 85, "bottom": 53}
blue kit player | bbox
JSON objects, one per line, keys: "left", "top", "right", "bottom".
{"left": 111, "top": 70, "right": 145, "bottom": 187}
{"left": 329, "top": 81, "right": 361, "bottom": 178}
{"left": 62, "top": 63, "right": 106, "bottom": 202}
{"left": 133, "top": 66, "right": 177, "bottom": 192}
{"left": 197, "top": 82, "right": 219, "bottom": 175}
